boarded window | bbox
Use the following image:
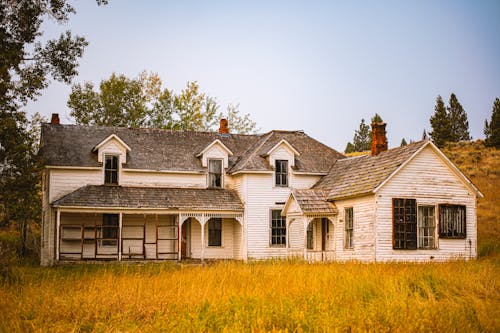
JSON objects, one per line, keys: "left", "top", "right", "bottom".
{"left": 104, "top": 155, "right": 119, "bottom": 185}
{"left": 275, "top": 160, "right": 288, "bottom": 186}
{"left": 439, "top": 205, "right": 466, "bottom": 238}
{"left": 393, "top": 198, "right": 417, "bottom": 249}
{"left": 270, "top": 210, "right": 286, "bottom": 246}
{"left": 306, "top": 223, "right": 313, "bottom": 249}
{"left": 418, "top": 206, "right": 436, "bottom": 249}
{"left": 208, "top": 218, "right": 222, "bottom": 246}
{"left": 208, "top": 159, "right": 222, "bottom": 188}
{"left": 345, "top": 207, "right": 353, "bottom": 249}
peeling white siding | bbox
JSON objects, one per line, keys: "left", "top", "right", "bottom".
{"left": 121, "top": 171, "right": 205, "bottom": 188}
{"left": 375, "top": 146, "right": 477, "bottom": 261}
{"left": 190, "top": 218, "right": 237, "bottom": 259}
{"left": 49, "top": 169, "right": 101, "bottom": 202}
{"left": 332, "top": 196, "right": 376, "bottom": 261}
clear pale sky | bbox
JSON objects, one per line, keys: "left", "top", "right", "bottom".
{"left": 26, "top": 0, "right": 500, "bottom": 151}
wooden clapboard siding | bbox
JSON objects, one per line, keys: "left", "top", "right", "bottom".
{"left": 190, "top": 218, "right": 236, "bottom": 259}
{"left": 121, "top": 171, "right": 205, "bottom": 188}
{"left": 375, "top": 146, "right": 477, "bottom": 261}
{"left": 331, "top": 196, "right": 376, "bottom": 261}
{"left": 49, "top": 169, "right": 102, "bottom": 202}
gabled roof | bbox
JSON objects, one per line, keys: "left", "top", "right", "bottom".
{"left": 92, "top": 134, "right": 131, "bottom": 152}
{"left": 263, "top": 139, "right": 300, "bottom": 157}
{"left": 195, "top": 139, "right": 233, "bottom": 157}
{"left": 52, "top": 185, "right": 244, "bottom": 211}
{"left": 282, "top": 189, "right": 338, "bottom": 216}
{"left": 40, "top": 124, "right": 344, "bottom": 174}
{"left": 314, "top": 141, "right": 428, "bottom": 200}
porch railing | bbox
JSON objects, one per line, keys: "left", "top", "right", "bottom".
{"left": 287, "top": 249, "right": 335, "bottom": 262}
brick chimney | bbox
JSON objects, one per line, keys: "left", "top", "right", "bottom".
{"left": 51, "top": 113, "right": 60, "bottom": 125}
{"left": 371, "top": 122, "right": 388, "bottom": 156}
{"left": 219, "top": 118, "right": 229, "bottom": 134}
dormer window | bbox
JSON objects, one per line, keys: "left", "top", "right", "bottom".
{"left": 275, "top": 160, "right": 288, "bottom": 187}
{"left": 208, "top": 159, "right": 223, "bottom": 188}
{"left": 104, "top": 155, "right": 119, "bottom": 185}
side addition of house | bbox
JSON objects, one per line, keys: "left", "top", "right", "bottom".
{"left": 40, "top": 114, "right": 482, "bottom": 265}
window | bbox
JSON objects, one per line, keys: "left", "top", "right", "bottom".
{"left": 418, "top": 206, "right": 436, "bottom": 249}
{"left": 345, "top": 207, "right": 354, "bottom": 249}
{"left": 306, "top": 223, "right": 313, "bottom": 249}
{"left": 439, "top": 205, "right": 466, "bottom": 238}
{"left": 393, "top": 198, "right": 417, "bottom": 249}
{"left": 102, "top": 214, "right": 118, "bottom": 246}
{"left": 208, "top": 159, "right": 223, "bottom": 188}
{"left": 104, "top": 155, "right": 119, "bottom": 185}
{"left": 208, "top": 218, "right": 222, "bottom": 246}
{"left": 275, "top": 160, "right": 288, "bottom": 187}
{"left": 270, "top": 210, "right": 286, "bottom": 246}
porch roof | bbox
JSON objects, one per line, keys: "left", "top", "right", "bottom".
{"left": 290, "top": 189, "right": 338, "bottom": 215}
{"left": 51, "top": 185, "right": 244, "bottom": 211}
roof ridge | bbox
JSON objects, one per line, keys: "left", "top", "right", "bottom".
{"left": 228, "top": 131, "right": 275, "bottom": 173}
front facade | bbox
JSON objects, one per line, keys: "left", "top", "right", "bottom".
{"left": 40, "top": 115, "right": 481, "bottom": 265}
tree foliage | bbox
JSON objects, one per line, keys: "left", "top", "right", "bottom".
{"left": 484, "top": 97, "right": 500, "bottom": 148}
{"left": 344, "top": 114, "right": 385, "bottom": 153}
{"left": 0, "top": 0, "right": 105, "bottom": 257}
{"left": 400, "top": 138, "right": 408, "bottom": 146}
{"left": 69, "top": 72, "right": 258, "bottom": 134}
{"left": 430, "top": 94, "right": 471, "bottom": 147}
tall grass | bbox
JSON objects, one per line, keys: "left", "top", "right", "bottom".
{"left": 1, "top": 259, "right": 499, "bottom": 332}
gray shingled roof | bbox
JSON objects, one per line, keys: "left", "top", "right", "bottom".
{"left": 52, "top": 185, "right": 244, "bottom": 210}
{"left": 291, "top": 189, "right": 338, "bottom": 215}
{"left": 40, "top": 124, "right": 343, "bottom": 174}
{"left": 314, "top": 140, "right": 428, "bottom": 200}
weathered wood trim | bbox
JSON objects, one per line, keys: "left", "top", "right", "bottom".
{"left": 92, "top": 134, "right": 131, "bottom": 152}
{"left": 45, "top": 165, "right": 102, "bottom": 170}
{"left": 264, "top": 139, "right": 300, "bottom": 157}
{"left": 195, "top": 139, "right": 234, "bottom": 157}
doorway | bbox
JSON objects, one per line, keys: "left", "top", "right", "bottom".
{"left": 181, "top": 218, "right": 191, "bottom": 258}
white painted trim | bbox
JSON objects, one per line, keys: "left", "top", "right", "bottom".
{"left": 292, "top": 171, "right": 328, "bottom": 176}
{"left": 122, "top": 168, "right": 204, "bottom": 174}
{"left": 281, "top": 192, "right": 303, "bottom": 216}
{"left": 229, "top": 170, "right": 274, "bottom": 175}
{"left": 45, "top": 165, "right": 102, "bottom": 170}
{"left": 54, "top": 206, "right": 243, "bottom": 214}
{"left": 196, "top": 139, "right": 233, "bottom": 157}
{"left": 118, "top": 212, "right": 123, "bottom": 261}
{"left": 56, "top": 209, "right": 60, "bottom": 261}
{"left": 265, "top": 139, "right": 300, "bottom": 157}
{"left": 373, "top": 141, "right": 483, "bottom": 197}
{"left": 92, "top": 134, "right": 131, "bottom": 152}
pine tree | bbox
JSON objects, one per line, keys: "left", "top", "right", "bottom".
{"left": 371, "top": 113, "right": 383, "bottom": 123}
{"left": 344, "top": 142, "right": 355, "bottom": 153}
{"left": 484, "top": 97, "right": 500, "bottom": 148}
{"left": 429, "top": 95, "right": 452, "bottom": 148}
{"left": 448, "top": 93, "right": 471, "bottom": 141}
{"left": 352, "top": 118, "right": 371, "bottom": 151}
{"left": 400, "top": 138, "right": 408, "bottom": 146}
{"left": 422, "top": 129, "right": 428, "bottom": 140}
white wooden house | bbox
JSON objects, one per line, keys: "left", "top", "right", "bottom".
{"left": 40, "top": 114, "right": 482, "bottom": 265}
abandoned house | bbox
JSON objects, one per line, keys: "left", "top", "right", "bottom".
{"left": 40, "top": 114, "right": 482, "bottom": 265}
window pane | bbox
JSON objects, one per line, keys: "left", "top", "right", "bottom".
{"left": 393, "top": 198, "right": 417, "bottom": 249}
{"left": 345, "top": 207, "right": 353, "bottom": 249}
{"left": 418, "top": 206, "right": 435, "bottom": 249}
{"left": 208, "top": 160, "right": 222, "bottom": 188}
{"left": 104, "top": 155, "right": 118, "bottom": 185}
{"left": 270, "top": 209, "right": 286, "bottom": 245}
{"left": 275, "top": 160, "right": 288, "bottom": 186}
{"left": 208, "top": 218, "right": 222, "bottom": 246}
{"left": 439, "top": 205, "right": 466, "bottom": 238}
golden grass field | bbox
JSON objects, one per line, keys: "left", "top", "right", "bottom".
{"left": 0, "top": 141, "right": 499, "bottom": 332}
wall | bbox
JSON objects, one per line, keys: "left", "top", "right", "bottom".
{"left": 189, "top": 218, "right": 239, "bottom": 259}
{"left": 375, "top": 146, "right": 477, "bottom": 261}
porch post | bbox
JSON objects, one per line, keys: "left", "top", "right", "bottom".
{"left": 200, "top": 217, "right": 206, "bottom": 261}
{"left": 303, "top": 218, "right": 307, "bottom": 261}
{"left": 286, "top": 218, "right": 290, "bottom": 258}
{"left": 118, "top": 212, "right": 123, "bottom": 261}
{"left": 177, "top": 214, "right": 181, "bottom": 261}
{"left": 56, "top": 209, "right": 61, "bottom": 261}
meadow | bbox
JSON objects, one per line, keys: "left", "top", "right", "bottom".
{"left": 0, "top": 141, "right": 498, "bottom": 332}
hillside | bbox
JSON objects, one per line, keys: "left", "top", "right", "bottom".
{"left": 441, "top": 140, "right": 500, "bottom": 257}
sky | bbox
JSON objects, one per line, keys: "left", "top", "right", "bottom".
{"left": 26, "top": 0, "right": 500, "bottom": 151}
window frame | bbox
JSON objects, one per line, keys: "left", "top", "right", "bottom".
{"left": 306, "top": 223, "right": 313, "bottom": 250}
{"left": 418, "top": 205, "right": 437, "bottom": 249}
{"left": 207, "top": 218, "right": 222, "bottom": 247}
{"left": 101, "top": 213, "right": 118, "bottom": 246}
{"left": 393, "top": 198, "right": 417, "bottom": 250}
{"left": 208, "top": 158, "right": 223, "bottom": 189}
{"left": 439, "top": 204, "right": 466, "bottom": 239}
{"left": 275, "top": 160, "right": 288, "bottom": 187}
{"left": 344, "top": 207, "right": 354, "bottom": 249}
{"left": 270, "top": 209, "right": 286, "bottom": 246}
{"left": 104, "top": 155, "right": 119, "bottom": 185}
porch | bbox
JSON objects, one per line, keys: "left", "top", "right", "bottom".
{"left": 286, "top": 217, "right": 335, "bottom": 262}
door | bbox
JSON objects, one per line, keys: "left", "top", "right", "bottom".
{"left": 181, "top": 219, "right": 190, "bottom": 258}
{"left": 321, "top": 218, "right": 329, "bottom": 251}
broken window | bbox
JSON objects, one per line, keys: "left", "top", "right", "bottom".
{"left": 270, "top": 210, "right": 286, "bottom": 246}
{"left": 418, "top": 206, "right": 436, "bottom": 249}
{"left": 102, "top": 214, "right": 118, "bottom": 246}
{"left": 345, "top": 207, "right": 354, "bottom": 249}
{"left": 208, "top": 159, "right": 223, "bottom": 188}
{"left": 208, "top": 218, "right": 222, "bottom": 246}
{"left": 393, "top": 198, "right": 417, "bottom": 249}
{"left": 104, "top": 155, "right": 119, "bottom": 185}
{"left": 275, "top": 160, "right": 288, "bottom": 187}
{"left": 306, "top": 223, "right": 313, "bottom": 249}
{"left": 439, "top": 205, "right": 466, "bottom": 238}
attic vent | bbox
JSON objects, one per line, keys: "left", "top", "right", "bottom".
{"left": 275, "top": 202, "right": 285, "bottom": 205}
